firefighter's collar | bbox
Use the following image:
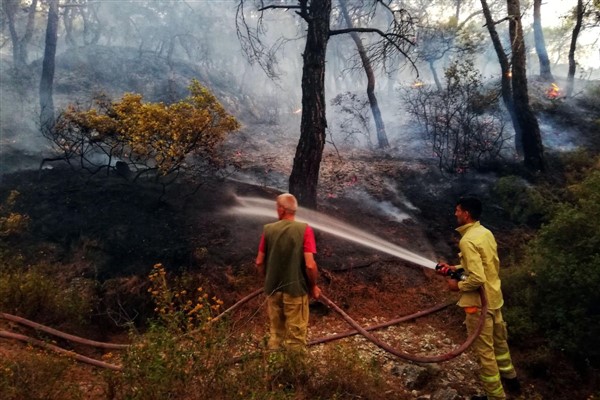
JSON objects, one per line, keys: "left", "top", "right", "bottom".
{"left": 455, "top": 221, "right": 480, "bottom": 236}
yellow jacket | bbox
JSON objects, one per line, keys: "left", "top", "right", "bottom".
{"left": 455, "top": 221, "right": 504, "bottom": 309}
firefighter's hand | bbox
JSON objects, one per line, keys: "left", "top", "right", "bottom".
{"left": 447, "top": 279, "right": 460, "bottom": 291}
{"left": 311, "top": 285, "right": 321, "bottom": 300}
{"left": 436, "top": 262, "right": 456, "bottom": 274}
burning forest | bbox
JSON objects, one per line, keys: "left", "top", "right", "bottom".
{"left": 1, "top": 1, "right": 600, "bottom": 399}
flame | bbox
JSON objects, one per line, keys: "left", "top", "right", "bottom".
{"left": 412, "top": 80, "right": 424, "bottom": 88}
{"left": 506, "top": 71, "right": 512, "bottom": 78}
{"left": 293, "top": 108, "right": 302, "bottom": 114}
{"left": 546, "top": 83, "right": 560, "bottom": 99}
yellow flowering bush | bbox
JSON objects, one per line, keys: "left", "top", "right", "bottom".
{"left": 50, "top": 80, "right": 239, "bottom": 179}
{"left": 147, "top": 263, "right": 224, "bottom": 333}
{"left": 0, "top": 191, "right": 29, "bottom": 237}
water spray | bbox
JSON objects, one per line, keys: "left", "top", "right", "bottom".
{"left": 229, "top": 196, "right": 438, "bottom": 270}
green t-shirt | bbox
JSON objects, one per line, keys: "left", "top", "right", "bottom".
{"left": 262, "top": 220, "right": 309, "bottom": 297}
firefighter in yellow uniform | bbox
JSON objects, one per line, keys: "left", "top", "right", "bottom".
{"left": 437, "top": 197, "right": 521, "bottom": 400}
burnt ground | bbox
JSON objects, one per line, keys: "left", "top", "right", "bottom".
{"left": 2, "top": 138, "right": 595, "bottom": 400}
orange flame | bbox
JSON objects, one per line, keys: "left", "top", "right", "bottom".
{"left": 546, "top": 83, "right": 560, "bottom": 99}
{"left": 412, "top": 80, "right": 424, "bottom": 88}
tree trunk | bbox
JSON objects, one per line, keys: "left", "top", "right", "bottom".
{"left": 455, "top": 0, "right": 462, "bottom": 20}
{"left": 480, "top": 0, "right": 523, "bottom": 156}
{"left": 507, "top": 0, "right": 545, "bottom": 172}
{"left": 289, "top": 0, "right": 332, "bottom": 209}
{"left": 4, "top": 0, "right": 38, "bottom": 69}
{"left": 533, "top": 0, "right": 553, "bottom": 81}
{"left": 339, "top": 0, "right": 389, "bottom": 149}
{"left": 63, "top": 6, "right": 77, "bottom": 47}
{"left": 429, "top": 60, "right": 442, "bottom": 91}
{"left": 566, "top": 0, "right": 584, "bottom": 97}
{"left": 40, "top": 0, "right": 59, "bottom": 133}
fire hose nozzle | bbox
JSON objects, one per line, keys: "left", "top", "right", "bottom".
{"left": 435, "top": 264, "right": 467, "bottom": 281}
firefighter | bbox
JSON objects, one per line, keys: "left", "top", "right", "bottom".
{"left": 437, "top": 196, "right": 521, "bottom": 400}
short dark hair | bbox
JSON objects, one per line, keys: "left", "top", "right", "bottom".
{"left": 457, "top": 196, "right": 482, "bottom": 220}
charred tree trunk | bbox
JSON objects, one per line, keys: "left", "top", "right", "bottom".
{"left": 40, "top": 0, "right": 59, "bottom": 133}
{"left": 566, "top": 0, "right": 584, "bottom": 97}
{"left": 507, "top": 0, "right": 545, "bottom": 172}
{"left": 289, "top": 0, "right": 332, "bottom": 209}
{"left": 339, "top": 0, "right": 389, "bottom": 149}
{"left": 480, "top": 0, "right": 522, "bottom": 156}
{"left": 533, "top": 0, "right": 553, "bottom": 81}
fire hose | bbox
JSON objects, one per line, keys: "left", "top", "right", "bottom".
{"left": 0, "top": 285, "right": 487, "bottom": 369}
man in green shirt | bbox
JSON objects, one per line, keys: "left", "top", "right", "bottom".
{"left": 437, "top": 197, "right": 520, "bottom": 400}
{"left": 256, "top": 193, "right": 321, "bottom": 351}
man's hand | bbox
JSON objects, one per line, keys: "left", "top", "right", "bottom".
{"left": 447, "top": 279, "right": 460, "bottom": 291}
{"left": 310, "top": 285, "right": 321, "bottom": 300}
{"left": 436, "top": 262, "right": 457, "bottom": 275}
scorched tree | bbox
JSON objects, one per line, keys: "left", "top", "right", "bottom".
{"left": 236, "top": 0, "right": 416, "bottom": 208}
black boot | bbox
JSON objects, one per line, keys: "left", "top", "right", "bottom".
{"left": 470, "top": 396, "right": 488, "bottom": 400}
{"left": 502, "top": 377, "right": 522, "bottom": 395}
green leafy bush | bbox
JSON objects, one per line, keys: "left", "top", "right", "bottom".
{"left": 0, "top": 351, "right": 84, "bottom": 400}
{"left": 518, "top": 169, "right": 600, "bottom": 366}
{"left": 493, "top": 175, "right": 555, "bottom": 227}
{"left": 0, "top": 191, "right": 29, "bottom": 237}
{"left": 49, "top": 80, "right": 239, "bottom": 180}
{"left": 0, "top": 266, "right": 97, "bottom": 327}
{"left": 112, "top": 265, "right": 397, "bottom": 399}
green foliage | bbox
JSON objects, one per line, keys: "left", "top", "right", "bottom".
{"left": 0, "top": 351, "right": 83, "bottom": 400}
{"left": 146, "top": 263, "right": 224, "bottom": 333}
{"left": 50, "top": 80, "right": 239, "bottom": 180}
{"left": 111, "top": 265, "right": 395, "bottom": 399}
{"left": 517, "top": 168, "right": 600, "bottom": 366}
{"left": 555, "top": 149, "right": 599, "bottom": 185}
{"left": 493, "top": 176, "right": 555, "bottom": 226}
{"left": 0, "top": 190, "right": 29, "bottom": 237}
{"left": 0, "top": 265, "right": 97, "bottom": 327}
{"left": 304, "top": 344, "right": 388, "bottom": 399}
{"left": 113, "top": 264, "right": 241, "bottom": 399}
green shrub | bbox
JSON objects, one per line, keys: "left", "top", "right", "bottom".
{"left": 0, "top": 266, "right": 97, "bottom": 327}
{"left": 522, "top": 169, "right": 600, "bottom": 366}
{"left": 112, "top": 265, "right": 397, "bottom": 399}
{"left": 113, "top": 264, "right": 252, "bottom": 399}
{"left": 0, "top": 190, "right": 29, "bottom": 237}
{"left": 501, "top": 265, "right": 539, "bottom": 342}
{"left": 493, "top": 175, "right": 555, "bottom": 226}
{"left": 0, "top": 351, "right": 83, "bottom": 400}
{"left": 304, "top": 344, "right": 389, "bottom": 399}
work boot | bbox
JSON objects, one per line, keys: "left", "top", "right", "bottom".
{"left": 502, "top": 377, "right": 522, "bottom": 395}
{"left": 470, "top": 395, "right": 488, "bottom": 400}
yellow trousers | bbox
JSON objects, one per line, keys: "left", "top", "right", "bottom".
{"left": 267, "top": 292, "right": 309, "bottom": 351}
{"left": 465, "top": 308, "right": 517, "bottom": 400}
